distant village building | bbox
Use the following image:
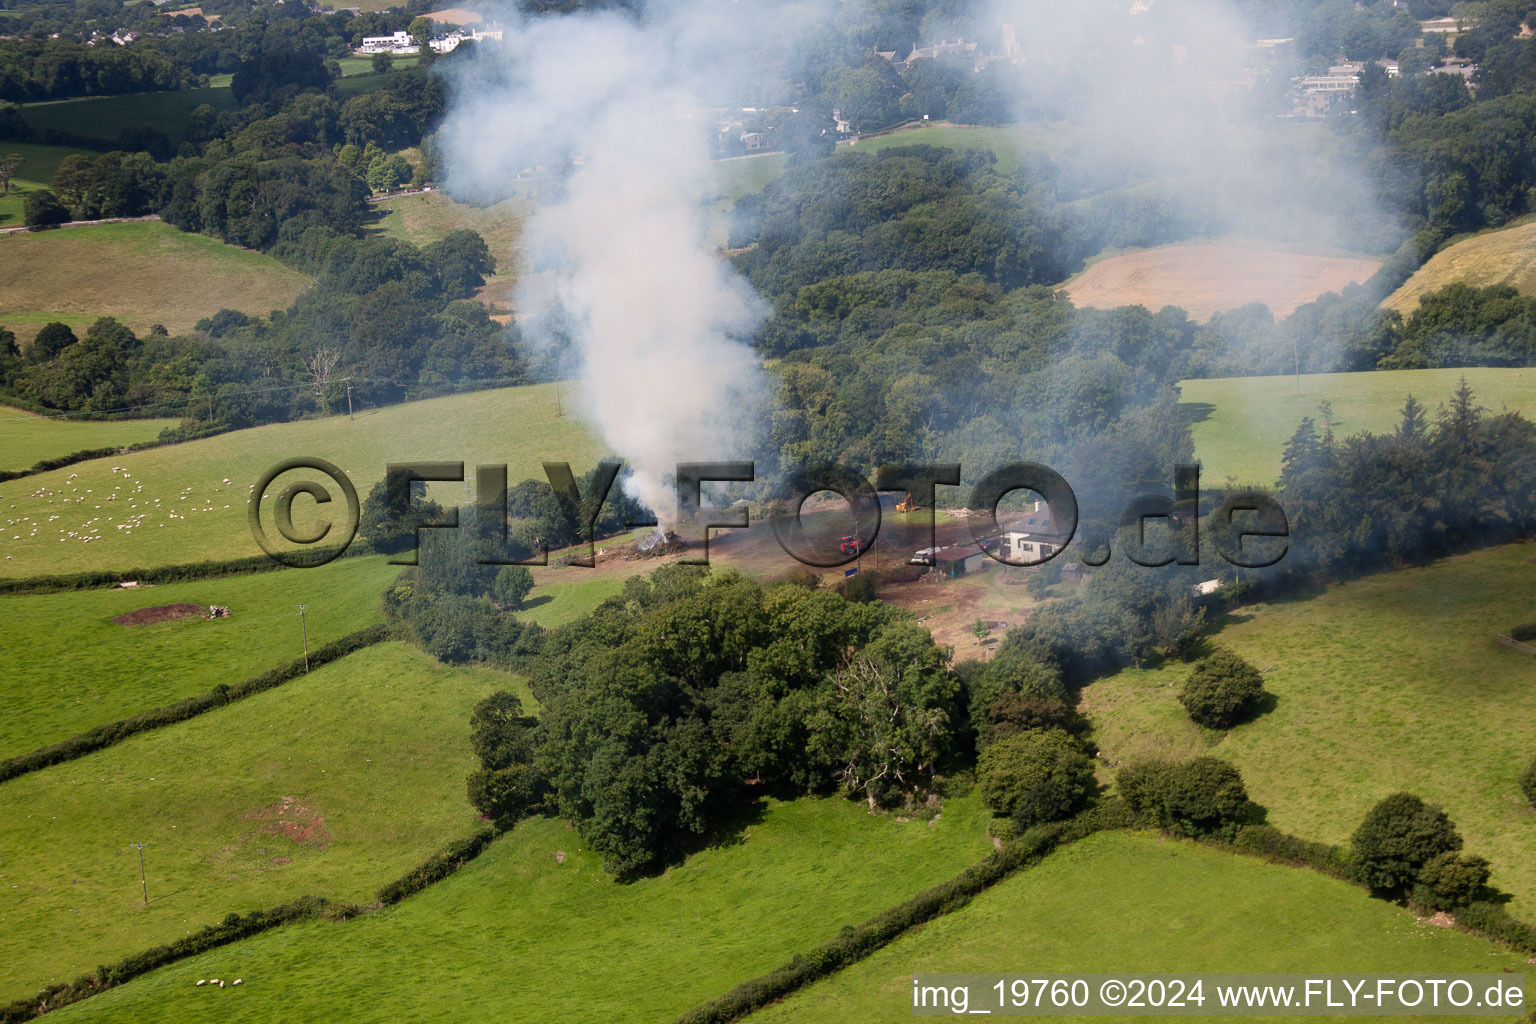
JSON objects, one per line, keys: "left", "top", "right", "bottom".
{"left": 359, "top": 30, "right": 416, "bottom": 54}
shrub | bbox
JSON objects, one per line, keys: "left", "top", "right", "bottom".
{"left": 981, "top": 691, "right": 1082, "bottom": 746}
{"left": 1116, "top": 759, "right": 1175, "bottom": 821}
{"left": 976, "top": 728, "right": 1095, "bottom": 829}
{"left": 1159, "top": 757, "right": 1252, "bottom": 838}
{"left": 1351, "top": 792, "right": 1462, "bottom": 895}
{"left": 1118, "top": 757, "right": 1253, "bottom": 838}
{"left": 1413, "top": 851, "right": 1492, "bottom": 911}
{"left": 1521, "top": 755, "right": 1536, "bottom": 810}
{"left": 1178, "top": 648, "right": 1266, "bottom": 729}
{"left": 23, "top": 188, "right": 69, "bottom": 229}
{"left": 493, "top": 566, "right": 534, "bottom": 609}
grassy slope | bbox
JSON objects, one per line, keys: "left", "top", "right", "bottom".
{"left": 52, "top": 794, "right": 993, "bottom": 1023}
{"left": 1384, "top": 217, "right": 1536, "bottom": 316}
{"left": 752, "top": 832, "right": 1530, "bottom": 1024}
{"left": 1080, "top": 544, "right": 1536, "bottom": 913}
{"left": 0, "top": 642, "right": 526, "bottom": 1002}
{"left": 0, "top": 405, "right": 177, "bottom": 473}
{"left": 20, "top": 87, "right": 238, "bottom": 146}
{"left": 0, "top": 221, "right": 312, "bottom": 344}
{"left": 0, "top": 143, "right": 96, "bottom": 227}
{"left": 1178, "top": 367, "right": 1536, "bottom": 485}
{"left": 0, "top": 555, "right": 399, "bottom": 760}
{"left": 0, "top": 382, "right": 602, "bottom": 578}
{"left": 370, "top": 190, "right": 524, "bottom": 307}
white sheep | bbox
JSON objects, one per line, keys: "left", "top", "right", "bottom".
{"left": 196, "top": 980, "right": 206, "bottom": 986}
{"left": 233, "top": 979, "right": 243, "bottom": 986}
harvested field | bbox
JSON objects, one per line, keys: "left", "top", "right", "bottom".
{"left": 0, "top": 222, "right": 312, "bottom": 343}
{"left": 1062, "top": 240, "right": 1382, "bottom": 321}
{"left": 111, "top": 602, "right": 206, "bottom": 626}
{"left": 1383, "top": 218, "right": 1536, "bottom": 315}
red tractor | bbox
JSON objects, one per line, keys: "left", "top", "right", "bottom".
{"left": 838, "top": 536, "right": 862, "bottom": 556}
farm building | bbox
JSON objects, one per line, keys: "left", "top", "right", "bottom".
{"left": 931, "top": 545, "right": 990, "bottom": 577}
{"left": 996, "top": 505, "right": 1073, "bottom": 565}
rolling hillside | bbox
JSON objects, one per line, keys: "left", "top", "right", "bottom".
{"left": 1081, "top": 543, "right": 1536, "bottom": 913}
{"left": 1179, "top": 367, "right": 1536, "bottom": 485}
{"left": 0, "top": 221, "right": 312, "bottom": 346}
{"left": 45, "top": 795, "right": 993, "bottom": 1023}
{"left": 0, "top": 381, "right": 602, "bottom": 578}
{"left": 0, "top": 642, "right": 521, "bottom": 1002}
{"left": 752, "top": 832, "right": 1530, "bottom": 1023}
{"left": 0, "top": 405, "right": 177, "bottom": 473}
{"left": 1064, "top": 240, "right": 1382, "bottom": 322}
{"left": 1384, "top": 218, "right": 1536, "bottom": 316}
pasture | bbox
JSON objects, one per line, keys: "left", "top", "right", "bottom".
{"left": 1080, "top": 543, "right": 1536, "bottom": 913}
{"left": 20, "top": 87, "right": 238, "bottom": 147}
{"left": 752, "top": 831, "right": 1530, "bottom": 1023}
{"left": 0, "top": 221, "right": 312, "bottom": 345}
{"left": 0, "top": 405, "right": 177, "bottom": 473}
{"left": 48, "top": 793, "right": 994, "bottom": 1023}
{"left": 0, "top": 143, "right": 96, "bottom": 226}
{"left": 1063, "top": 240, "right": 1382, "bottom": 322}
{"left": 0, "top": 555, "right": 398, "bottom": 760}
{"left": 1384, "top": 217, "right": 1536, "bottom": 316}
{"left": 370, "top": 190, "right": 524, "bottom": 307}
{"left": 1178, "top": 367, "right": 1536, "bottom": 485}
{"left": 0, "top": 381, "right": 602, "bottom": 578}
{"left": 0, "top": 642, "right": 524, "bottom": 1002}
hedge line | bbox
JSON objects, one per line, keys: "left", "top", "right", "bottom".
{"left": 0, "top": 822, "right": 502, "bottom": 1020}
{"left": 0, "top": 623, "right": 390, "bottom": 784}
{"left": 377, "top": 825, "right": 503, "bottom": 905}
{"left": 0, "top": 543, "right": 368, "bottom": 595}
{"left": 670, "top": 801, "right": 1131, "bottom": 1024}
{"left": 0, "top": 894, "right": 358, "bottom": 1023}
{"left": 0, "top": 447, "right": 121, "bottom": 484}
{"left": 1223, "top": 824, "right": 1536, "bottom": 957}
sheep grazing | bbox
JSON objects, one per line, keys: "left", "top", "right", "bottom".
{"left": 219, "top": 981, "right": 226, "bottom": 988}
{"left": 196, "top": 980, "right": 207, "bottom": 986}
{"left": 233, "top": 979, "right": 243, "bottom": 986}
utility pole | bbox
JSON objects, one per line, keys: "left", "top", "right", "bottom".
{"left": 345, "top": 379, "right": 353, "bottom": 420}
{"left": 297, "top": 604, "right": 310, "bottom": 673}
{"left": 129, "top": 842, "right": 149, "bottom": 906}
{"left": 554, "top": 383, "right": 563, "bottom": 418}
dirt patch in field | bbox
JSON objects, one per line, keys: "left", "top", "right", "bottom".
{"left": 112, "top": 603, "right": 205, "bottom": 626}
{"left": 1063, "top": 241, "right": 1382, "bottom": 321}
{"left": 243, "top": 797, "right": 332, "bottom": 848}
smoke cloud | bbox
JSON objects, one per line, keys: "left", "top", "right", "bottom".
{"left": 436, "top": 3, "right": 789, "bottom": 522}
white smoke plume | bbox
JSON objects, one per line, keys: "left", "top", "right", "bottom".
{"left": 436, "top": 4, "right": 783, "bottom": 522}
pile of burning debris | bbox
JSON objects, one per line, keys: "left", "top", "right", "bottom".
{"left": 625, "top": 529, "right": 688, "bottom": 560}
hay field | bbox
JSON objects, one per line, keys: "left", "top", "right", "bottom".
{"left": 1384, "top": 218, "right": 1536, "bottom": 316}
{"left": 1064, "top": 240, "right": 1382, "bottom": 321}
{"left": 0, "top": 222, "right": 312, "bottom": 345}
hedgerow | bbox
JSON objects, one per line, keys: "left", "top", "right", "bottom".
{"left": 0, "top": 623, "right": 390, "bottom": 783}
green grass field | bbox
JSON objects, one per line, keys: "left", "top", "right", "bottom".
{"left": 0, "top": 143, "right": 96, "bottom": 226}
{"left": 0, "top": 382, "right": 602, "bottom": 579}
{"left": 49, "top": 792, "right": 994, "bottom": 1023}
{"left": 0, "top": 641, "right": 526, "bottom": 1002}
{"left": 1080, "top": 543, "right": 1536, "bottom": 913}
{"left": 335, "top": 56, "right": 421, "bottom": 77}
{"left": 0, "top": 221, "right": 313, "bottom": 345}
{"left": 1384, "top": 216, "right": 1536, "bottom": 316}
{"left": 1178, "top": 367, "right": 1536, "bottom": 485}
{"left": 0, "top": 555, "right": 399, "bottom": 760}
{"left": 20, "top": 87, "right": 238, "bottom": 146}
{"left": 370, "top": 190, "right": 524, "bottom": 307}
{"left": 752, "top": 831, "right": 1530, "bottom": 1023}
{"left": 0, "top": 405, "right": 178, "bottom": 473}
